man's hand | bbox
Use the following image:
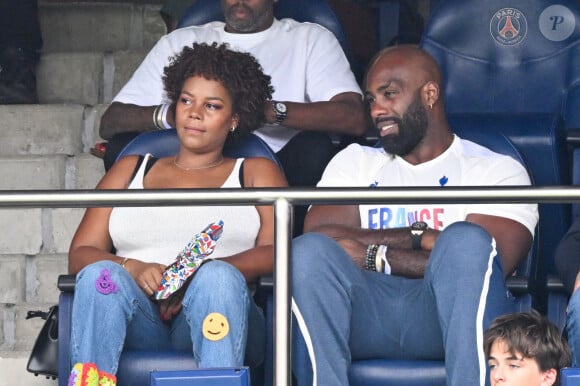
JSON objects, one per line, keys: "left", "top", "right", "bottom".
{"left": 258, "top": 93, "right": 366, "bottom": 137}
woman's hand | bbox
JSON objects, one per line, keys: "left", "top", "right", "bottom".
{"left": 125, "top": 259, "right": 183, "bottom": 321}
{"left": 124, "top": 259, "right": 166, "bottom": 297}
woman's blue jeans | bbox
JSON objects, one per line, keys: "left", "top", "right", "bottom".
{"left": 70, "top": 259, "right": 265, "bottom": 374}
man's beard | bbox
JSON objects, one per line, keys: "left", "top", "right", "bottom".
{"left": 224, "top": 3, "right": 271, "bottom": 33}
{"left": 379, "top": 95, "right": 428, "bottom": 157}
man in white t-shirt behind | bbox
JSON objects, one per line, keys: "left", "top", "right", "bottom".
{"left": 290, "top": 45, "right": 539, "bottom": 385}
{"left": 98, "top": 0, "right": 365, "bottom": 233}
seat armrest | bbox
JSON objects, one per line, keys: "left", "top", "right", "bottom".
{"left": 59, "top": 273, "right": 272, "bottom": 294}
{"left": 58, "top": 274, "right": 76, "bottom": 292}
{"left": 506, "top": 276, "right": 529, "bottom": 295}
{"left": 567, "top": 129, "right": 580, "bottom": 146}
{"left": 258, "top": 275, "right": 273, "bottom": 289}
{"left": 547, "top": 274, "right": 567, "bottom": 293}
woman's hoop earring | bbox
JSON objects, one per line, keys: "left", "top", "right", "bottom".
{"left": 230, "top": 125, "right": 236, "bottom": 133}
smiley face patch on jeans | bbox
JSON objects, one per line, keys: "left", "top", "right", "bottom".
{"left": 202, "top": 312, "right": 230, "bottom": 341}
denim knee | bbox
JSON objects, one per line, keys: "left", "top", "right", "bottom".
{"left": 294, "top": 232, "right": 336, "bottom": 266}
{"left": 428, "top": 221, "right": 497, "bottom": 280}
{"left": 75, "top": 260, "right": 132, "bottom": 294}
{"left": 194, "top": 260, "right": 246, "bottom": 288}
{"left": 292, "top": 232, "right": 350, "bottom": 285}
{"left": 184, "top": 260, "right": 248, "bottom": 306}
{"left": 434, "top": 221, "right": 492, "bottom": 259}
{"left": 438, "top": 221, "right": 490, "bottom": 245}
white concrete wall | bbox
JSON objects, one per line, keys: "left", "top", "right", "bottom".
{"left": 0, "top": 2, "right": 165, "bottom": 384}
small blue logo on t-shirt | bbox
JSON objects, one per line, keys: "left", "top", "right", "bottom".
{"left": 439, "top": 176, "right": 448, "bottom": 186}
{"left": 369, "top": 181, "right": 379, "bottom": 187}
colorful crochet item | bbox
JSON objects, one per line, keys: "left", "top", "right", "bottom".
{"left": 154, "top": 220, "right": 224, "bottom": 300}
{"left": 68, "top": 362, "right": 117, "bottom": 386}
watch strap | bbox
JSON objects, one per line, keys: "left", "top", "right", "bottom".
{"left": 411, "top": 233, "right": 422, "bottom": 250}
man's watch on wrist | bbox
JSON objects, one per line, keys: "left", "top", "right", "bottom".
{"left": 272, "top": 101, "right": 287, "bottom": 125}
{"left": 410, "top": 221, "right": 428, "bottom": 250}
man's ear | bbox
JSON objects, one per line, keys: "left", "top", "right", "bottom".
{"left": 422, "top": 81, "right": 440, "bottom": 109}
{"left": 540, "top": 368, "right": 558, "bottom": 386}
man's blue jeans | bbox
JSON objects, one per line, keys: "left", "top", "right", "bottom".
{"left": 567, "top": 289, "right": 580, "bottom": 367}
{"left": 70, "top": 259, "right": 265, "bottom": 374}
{"left": 291, "top": 222, "right": 516, "bottom": 386}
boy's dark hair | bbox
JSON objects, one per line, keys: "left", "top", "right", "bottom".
{"left": 484, "top": 310, "right": 571, "bottom": 386}
{"left": 162, "top": 42, "right": 274, "bottom": 137}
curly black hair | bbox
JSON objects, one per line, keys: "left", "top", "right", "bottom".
{"left": 162, "top": 42, "right": 274, "bottom": 137}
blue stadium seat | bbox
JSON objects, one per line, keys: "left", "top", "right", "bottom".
{"left": 420, "top": 0, "right": 578, "bottom": 326}
{"left": 57, "top": 130, "right": 281, "bottom": 386}
{"left": 562, "top": 367, "right": 580, "bottom": 385}
{"left": 342, "top": 112, "right": 569, "bottom": 385}
{"left": 421, "top": 0, "right": 580, "bottom": 126}
{"left": 115, "top": 129, "right": 281, "bottom": 169}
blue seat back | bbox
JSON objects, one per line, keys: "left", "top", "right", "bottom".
{"left": 176, "top": 0, "right": 352, "bottom": 62}
{"left": 450, "top": 113, "right": 570, "bottom": 292}
{"left": 420, "top": 0, "right": 580, "bottom": 132}
{"left": 419, "top": 0, "right": 579, "bottom": 320}
{"left": 116, "top": 129, "right": 282, "bottom": 169}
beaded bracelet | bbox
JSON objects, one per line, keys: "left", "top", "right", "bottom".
{"left": 365, "top": 244, "right": 379, "bottom": 271}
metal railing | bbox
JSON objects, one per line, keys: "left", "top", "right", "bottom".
{"left": 2, "top": 185, "right": 580, "bottom": 386}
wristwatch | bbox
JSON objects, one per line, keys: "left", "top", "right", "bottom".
{"left": 410, "top": 221, "right": 428, "bottom": 250}
{"left": 272, "top": 101, "right": 287, "bottom": 125}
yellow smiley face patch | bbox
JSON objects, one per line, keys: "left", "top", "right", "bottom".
{"left": 202, "top": 312, "right": 230, "bottom": 341}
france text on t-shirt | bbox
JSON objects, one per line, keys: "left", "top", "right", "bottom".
{"left": 367, "top": 206, "right": 445, "bottom": 230}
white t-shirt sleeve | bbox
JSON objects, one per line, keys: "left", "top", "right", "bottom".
{"left": 465, "top": 155, "right": 538, "bottom": 236}
{"left": 317, "top": 144, "right": 382, "bottom": 187}
{"left": 302, "top": 23, "right": 362, "bottom": 102}
{"left": 113, "top": 32, "right": 192, "bottom": 105}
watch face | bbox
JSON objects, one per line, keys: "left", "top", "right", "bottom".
{"left": 275, "top": 102, "right": 287, "bottom": 113}
{"left": 411, "top": 221, "right": 428, "bottom": 231}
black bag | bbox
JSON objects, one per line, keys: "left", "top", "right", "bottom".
{"left": 26, "top": 305, "right": 58, "bottom": 379}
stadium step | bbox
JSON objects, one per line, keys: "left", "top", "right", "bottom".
{"left": 0, "top": 2, "right": 165, "bottom": 384}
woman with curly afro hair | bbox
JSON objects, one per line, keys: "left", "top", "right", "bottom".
{"left": 67, "top": 42, "right": 287, "bottom": 385}
{"left": 163, "top": 42, "right": 274, "bottom": 137}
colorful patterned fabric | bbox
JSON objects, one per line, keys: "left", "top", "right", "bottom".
{"left": 154, "top": 220, "right": 224, "bottom": 300}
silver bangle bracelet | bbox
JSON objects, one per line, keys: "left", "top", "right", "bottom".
{"left": 152, "top": 104, "right": 163, "bottom": 130}
{"left": 160, "top": 103, "right": 172, "bottom": 129}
